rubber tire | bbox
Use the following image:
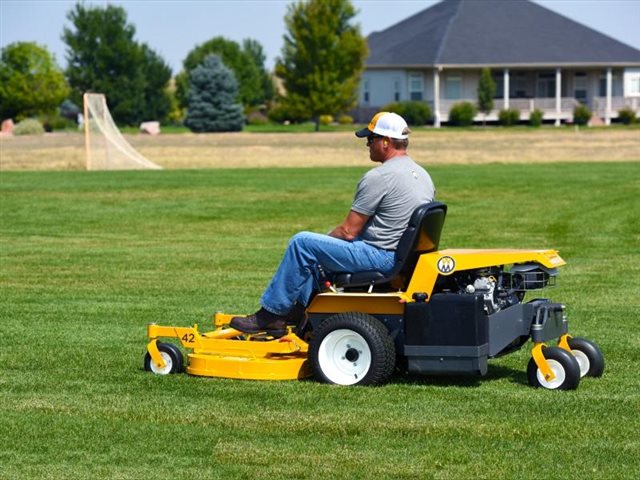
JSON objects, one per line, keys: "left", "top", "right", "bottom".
{"left": 527, "top": 346, "right": 580, "bottom": 390}
{"left": 144, "top": 342, "right": 184, "bottom": 374}
{"left": 309, "top": 312, "right": 395, "bottom": 386}
{"left": 568, "top": 337, "right": 605, "bottom": 377}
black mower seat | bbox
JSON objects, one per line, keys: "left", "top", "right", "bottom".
{"left": 334, "top": 201, "right": 447, "bottom": 291}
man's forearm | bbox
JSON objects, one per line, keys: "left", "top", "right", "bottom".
{"left": 328, "top": 224, "right": 356, "bottom": 241}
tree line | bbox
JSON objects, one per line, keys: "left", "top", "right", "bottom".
{"left": 0, "top": 0, "right": 366, "bottom": 132}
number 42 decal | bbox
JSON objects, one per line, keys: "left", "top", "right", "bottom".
{"left": 181, "top": 333, "right": 195, "bottom": 343}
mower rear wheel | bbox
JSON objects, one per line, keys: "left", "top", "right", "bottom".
{"left": 527, "top": 346, "right": 580, "bottom": 390}
{"left": 568, "top": 337, "right": 605, "bottom": 377}
{"left": 144, "top": 342, "right": 184, "bottom": 375}
{"left": 310, "top": 312, "right": 395, "bottom": 386}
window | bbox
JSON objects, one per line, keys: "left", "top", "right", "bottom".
{"left": 408, "top": 73, "right": 423, "bottom": 101}
{"left": 629, "top": 76, "right": 640, "bottom": 96}
{"left": 363, "top": 79, "right": 370, "bottom": 103}
{"left": 393, "top": 79, "right": 401, "bottom": 102}
{"left": 512, "top": 72, "right": 528, "bottom": 98}
{"left": 444, "top": 75, "right": 462, "bottom": 99}
{"left": 492, "top": 72, "right": 503, "bottom": 98}
{"left": 599, "top": 71, "right": 623, "bottom": 96}
{"left": 574, "top": 72, "right": 587, "bottom": 102}
{"left": 536, "top": 72, "right": 556, "bottom": 98}
{"left": 624, "top": 69, "right": 640, "bottom": 97}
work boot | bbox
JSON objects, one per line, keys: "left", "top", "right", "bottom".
{"left": 286, "top": 302, "right": 307, "bottom": 324}
{"left": 230, "top": 307, "right": 287, "bottom": 338}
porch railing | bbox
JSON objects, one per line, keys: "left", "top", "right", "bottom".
{"left": 353, "top": 96, "right": 639, "bottom": 123}
{"left": 592, "top": 97, "right": 640, "bottom": 117}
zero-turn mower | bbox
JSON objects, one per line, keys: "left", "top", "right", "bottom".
{"left": 144, "top": 202, "right": 604, "bottom": 390}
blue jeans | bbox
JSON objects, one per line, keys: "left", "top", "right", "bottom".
{"left": 260, "top": 232, "right": 395, "bottom": 316}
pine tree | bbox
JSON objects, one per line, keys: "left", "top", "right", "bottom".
{"left": 176, "top": 37, "right": 272, "bottom": 111}
{"left": 184, "top": 55, "right": 244, "bottom": 133}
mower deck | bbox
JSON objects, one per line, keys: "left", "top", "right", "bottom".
{"left": 146, "top": 314, "right": 311, "bottom": 381}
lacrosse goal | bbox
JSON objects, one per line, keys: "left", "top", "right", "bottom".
{"left": 83, "top": 93, "right": 162, "bottom": 170}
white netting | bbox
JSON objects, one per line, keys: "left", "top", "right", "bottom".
{"left": 83, "top": 93, "right": 162, "bottom": 170}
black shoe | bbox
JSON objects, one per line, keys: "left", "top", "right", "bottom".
{"left": 286, "top": 302, "right": 307, "bottom": 324}
{"left": 230, "top": 308, "right": 287, "bottom": 338}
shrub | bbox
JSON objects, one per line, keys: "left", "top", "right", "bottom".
{"left": 13, "top": 118, "right": 45, "bottom": 135}
{"left": 529, "top": 109, "right": 544, "bottom": 127}
{"left": 573, "top": 104, "right": 592, "bottom": 126}
{"left": 39, "top": 113, "right": 76, "bottom": 132}
{"left": 267, "top": 103, "right": 309, "bottom": 124}
{"left": 319, "top": 114, "right": 333, "bottom": 126}
{"left": 448, "top": 102, "right": 477, "bottom": 126}
{"left": 337, "top": 114, "right": 353, "bottom": 125}
{"left": 617, "top": 107, "right": 638, "bottom": 125}
{"left": 246, "top": 111, "right": 268, "bottom": 126}
{"left": 382, "top": 101, "right": 432, "bottom": 125}
{"left": 498, "top": 108, "right": 520, "bottom": 126}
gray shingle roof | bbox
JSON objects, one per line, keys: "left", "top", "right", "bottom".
{"left": 366, "top": 0, "right": 640, "bottom": 67}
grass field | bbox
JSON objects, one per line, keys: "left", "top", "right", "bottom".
{"left": 1, "top": 161, "right": 639, "bottom": 479}
{"left": 1, "top": 127, "right": 639, "bottom": 170}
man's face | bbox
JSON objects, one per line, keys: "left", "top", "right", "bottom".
{"left": 366, "top": 134, "right": 386, "bottom": 162}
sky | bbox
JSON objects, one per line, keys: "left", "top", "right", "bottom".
{"left": 1, "top": 0, "right": 639, "bottom": 74}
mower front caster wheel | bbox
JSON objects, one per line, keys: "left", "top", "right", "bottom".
{"left": 527, "top": 346, "right": 580, "bottom": 390}
{"left": 309, "top": 312, "right": 395, "bottom": 386}
{"left": 568, "top": 337, "right": 605, "bottom": 378}
{"left": 144, "top": 342, "right": 184, "bottom": 375}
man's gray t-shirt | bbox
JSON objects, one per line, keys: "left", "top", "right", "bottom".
{"left": 351, "top": 155, "right": 435, "bottom": 250}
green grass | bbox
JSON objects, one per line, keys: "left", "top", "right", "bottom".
{"left": 1, "top": 163, "right": 639, "bottom": 479}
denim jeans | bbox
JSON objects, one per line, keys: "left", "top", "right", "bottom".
{"left": 260, "top": 231, "right": 395, "bottom": 315}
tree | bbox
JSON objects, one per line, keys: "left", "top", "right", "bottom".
{"left": 62, "top": 3, "right": 171, "bottom": 125}
{"left": 275, "top": 0, "right": 367, "bottom": 131}
{"left": 140, "top": 44, "right": 172, "bottom": 122}
{"left": 184, "top": 55, "right": 244, "bottom": 133}
{"left": 242, "top": 39, "right": 274, "bottom": 105}
{"left": 175, "top": 37, "right": 272, "bottom": 110}
{"left": 0, "top": 42, "right": 69, "bottom": 121}
{"left": 477, "top": 68, "right": 496, "bottom": 125}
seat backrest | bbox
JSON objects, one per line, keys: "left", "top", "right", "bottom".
{"left": 388, "top": 201, "right": 447, "bottom": 289}
{"left": 334, "top": 201, "right": 447, "bottom": 290}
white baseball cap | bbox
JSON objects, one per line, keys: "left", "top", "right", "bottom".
{"left": 355, "top": 112, "right": 410, "bottom": 139}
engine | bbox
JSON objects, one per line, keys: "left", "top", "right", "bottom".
{"left": 436, "top": 263, "right": 557, "bottom": 315}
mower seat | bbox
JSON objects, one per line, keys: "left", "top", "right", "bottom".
{"left": 334, "top": 201, "right": 447, "bottom": 291}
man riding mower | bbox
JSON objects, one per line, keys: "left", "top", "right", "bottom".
{"left": 144, "top": 201, "right": 604, "bottom": 390}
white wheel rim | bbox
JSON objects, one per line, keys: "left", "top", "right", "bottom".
{"left": 318, "top": 329, "right": 371, "bottom": 385}
{"left": 572, "top": 350, "right": 590, "bottom": 377}
{"left": 536, "top": 359, "right": 566, "bottom": 389}
{"left": 150, "top": 351, "right": 173, "bottom": 375}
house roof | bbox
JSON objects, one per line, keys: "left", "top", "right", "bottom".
{"left": 366, "top": 0, "right": 640, "bottom": 68}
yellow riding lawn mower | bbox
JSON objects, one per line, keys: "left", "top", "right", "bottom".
{"left": 144, "top": 202, "right": 604, "bottom": 390}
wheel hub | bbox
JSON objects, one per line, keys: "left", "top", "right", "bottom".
{"left": 345, "top": 347, "right": 360, "bottom": 362}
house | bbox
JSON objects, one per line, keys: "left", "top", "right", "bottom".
{"left": 357, "top": 0, "right": 640, "bottom": 126}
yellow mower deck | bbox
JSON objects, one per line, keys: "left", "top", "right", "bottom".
{"left": 146, "top": 314, "right": 311, "bottom": 380}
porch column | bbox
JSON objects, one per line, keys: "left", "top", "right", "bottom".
{"left": 555, "top": 68, "right": 562, "bottom": 126}
{"left": 434, "top": 68, "right": 441, "bottom": 128}
{"left": 606, "top": 68, "right": 612, "bottom": 126}
{"left": 503, "top": 69, "right": 510, "bottom": 110}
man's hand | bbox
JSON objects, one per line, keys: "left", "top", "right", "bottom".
{"left": 328, "top": 210, "right": 370, "bottom": 241}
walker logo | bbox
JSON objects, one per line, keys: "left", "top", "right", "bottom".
{"left": 437, "top": 256, "right": 456, "bottom": 274}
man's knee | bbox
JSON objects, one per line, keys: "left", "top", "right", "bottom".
{"left": 288, "top": 231, "right": 321, "bottom": 249}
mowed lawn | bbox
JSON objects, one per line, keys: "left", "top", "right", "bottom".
{"left": 1, "top": 162, "right": 639, "bottom": 479}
